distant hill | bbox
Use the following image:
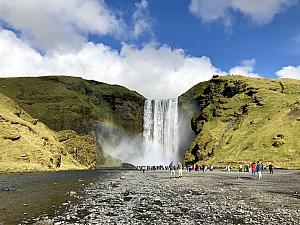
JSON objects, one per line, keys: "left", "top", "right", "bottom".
{"left": 0, "top": 76, "right": 145, "bottom": 135}
{"left": 179, "top": 75, "right": 300, "bottom": 169}
{"left": 0, "top": 93, "right": 95, "bottom": 172}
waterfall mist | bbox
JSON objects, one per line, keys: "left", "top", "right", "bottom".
{"left": 177, "top": 108, "right": 196, "bottom": 160}
{"left": 95, "top": 98, "right": 195, "bottom": 166}
{"left": 95, "top": 123, "right": 144, "bottom": 166}
{"left": 95, "top": 122, "right": 172, "bottom": 166}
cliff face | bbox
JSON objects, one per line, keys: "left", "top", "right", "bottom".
{"left": 0, "top": 93, "right": 94, "bottom": 172}
{"left": 179, "top": 75, "right": 300, "bottom": 169}
{"left": 0, "top": 76, "right": 145, "bottom": 135}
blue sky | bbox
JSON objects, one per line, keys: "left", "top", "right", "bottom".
{"left": 102, "top": 0, "right": 300, "bottom": 77}
{"left": 0, "top": 0, "right": 299, "bottom": 98}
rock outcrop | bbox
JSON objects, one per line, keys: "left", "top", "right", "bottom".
{"left": 179, "top": 75, "right": 300, "bottom": 169}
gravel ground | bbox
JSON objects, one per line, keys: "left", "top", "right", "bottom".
{"left": 34, "top": 169, "right": 300, "bottom": 225}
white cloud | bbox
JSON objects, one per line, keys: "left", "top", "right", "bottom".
{"left": 120, "top": 44, "right": 224, "bottom": 98}
{"left": 0, "top": 0, "right": 263, "bottom": 100}
{"left": 0, "top": 29, "right": 44, "bottom": 75}
{"left": 189, "top": 0, "right": 296, "bottom": 27}
{"left": 229, "top": 59, "right": 260, "bottom": 77}
{"left": 276, "top": 65, "right": 300, "bottom": 79}
{"left": 132, "top": 0, "right": 153, "bottom": 39}
{"left": 0, "top": 28, "right": 228, "bottom": 99}
{"left": 0, "top": 0, "right": 123, "bottom": 50}
{"left": 189, "top": 0, "right": 234, "bottom": 27}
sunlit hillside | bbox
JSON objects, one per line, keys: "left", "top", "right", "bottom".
{"left": 180, "top": 75, "right": 300, "bottom": 169}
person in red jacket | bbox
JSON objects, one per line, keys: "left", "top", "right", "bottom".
{"left": 250, "top": 162, "right": 256, "bottom": 177}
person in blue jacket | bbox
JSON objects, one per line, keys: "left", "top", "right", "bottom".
{"left": 256, "top": 161, "right": 262, "bottom": 179}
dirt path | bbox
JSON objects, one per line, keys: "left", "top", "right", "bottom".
{"left": 34, "top": 169, "right": 300, "bottom": 225}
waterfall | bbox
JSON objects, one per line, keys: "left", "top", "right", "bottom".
{"left": 143, "top": 98, "right": 179, "bottom": 165}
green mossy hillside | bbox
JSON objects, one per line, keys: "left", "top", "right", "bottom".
{"left": 0, "top": 76, "right": 145, "bottom": 135}
{"left": 179, "top": 75, "right": 300, "bottom": 169}
{"left": 0, "top": 93, "right": 93, "bottom": 172}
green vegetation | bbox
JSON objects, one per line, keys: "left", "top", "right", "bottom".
{"left": 179, "top": 75, "right": 300, "bottom": 169}
{"left": 0, "top": 76, "right": 145, "bottom": 135}
{"left": 0, "top": 93, "right": 88, "bottom": 172}
{"left": 0, "top": 76, "right": 145, "bottom": 172}
{"left": 2, "top": 74, "right": 299, "bottom": 171}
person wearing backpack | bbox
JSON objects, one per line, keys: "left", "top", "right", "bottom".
{"left": 256, "top": 161, "right": 262, "bottom": 179}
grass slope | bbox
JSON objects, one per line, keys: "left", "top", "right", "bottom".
{"left": 179, "top": 75, "right": 300, "bottom": 169}
{"left": 0, "top": 93, "right": 87, "bottom": 173}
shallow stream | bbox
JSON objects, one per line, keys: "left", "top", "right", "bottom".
{"left": 0, "top": 170, "right": 120, "bottom": 225}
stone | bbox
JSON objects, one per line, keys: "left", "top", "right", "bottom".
{"left": 124, "top": 196, "right": 133, "bottom": 201}
{"left": 70, "top": 191, "right": 77, "bottom": 197}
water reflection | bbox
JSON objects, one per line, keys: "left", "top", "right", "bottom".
{"left": 0, "top": 170, "right": 119, "bottom": 225}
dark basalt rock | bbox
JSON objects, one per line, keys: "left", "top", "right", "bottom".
{"left": 124, "top": 196, "right": 133, "bottom": 201}
{"left": 222, "top": 80, "right": 247, "bottom": 98}
{"left": 253, "top": 96, "right": 264, "bottom": 106}
{"left": 272, "top": 134, "right": 285, "bottom": 147}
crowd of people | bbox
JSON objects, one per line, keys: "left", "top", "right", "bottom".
{"left": 226, "top": 161, "right": 274, "bottom": 179}
{"left": 137, "top": 161, "right": 275, "bottom": 180}
{"left": 136, "top": 161, "right": 184, "bottom": 178}
{"left": 136, "top": 165, "right": 169, "bottom": 171}
{"left": 136, "top": 161, "right": 216, "bottom": 178}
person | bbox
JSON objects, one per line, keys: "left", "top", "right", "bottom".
{"left": 142, "top": 166, "right": 145, "bottom": 173}
{"left": 250, "top": 162, "right": 256, "bottom": 177}
{"left": 244, "top": 164, "right": 249, "bottom": 172}
{"left": 169, "top": 161, "right": 176, "bottom": 177}
{"left": 188, "top": 165, "right": 192, "bottom": 172}
{"left": 239, "top": 164, "right": 243, "bottom": 172}
{"left": 269, "top": 163, "right": 274, "bottom": 174}
{"left": 256, "top": 161, "right": 262, "bottom": 179}
{"left": 177, "top": 161, "right": 183, "bottom": 178}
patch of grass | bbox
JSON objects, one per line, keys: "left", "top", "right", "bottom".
{"left": 0, "top": 93, "right": 89, "bottom": 173}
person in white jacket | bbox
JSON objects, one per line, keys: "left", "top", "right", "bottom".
{"left": 177, "top": 162, "right": 183, "bottom": 178}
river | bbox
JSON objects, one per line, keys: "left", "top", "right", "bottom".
{"left": 0, "top": 170, "right": 120, "bottom": 225}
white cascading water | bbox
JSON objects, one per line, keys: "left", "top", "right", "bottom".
{"left": 143, "top": 98, "right": 179, "bottom": 165}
